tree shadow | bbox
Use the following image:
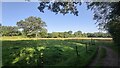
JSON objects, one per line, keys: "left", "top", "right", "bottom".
{"left": 2, "top": 40, "right": 98, "bottom": 68}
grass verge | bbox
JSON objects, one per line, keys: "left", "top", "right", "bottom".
{"left": 96, "top": 47, "right": 106, "bottom": 67}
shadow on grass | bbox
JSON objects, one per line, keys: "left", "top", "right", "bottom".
{"left": 2, "top": 40, "right": 98, "bottom": 68}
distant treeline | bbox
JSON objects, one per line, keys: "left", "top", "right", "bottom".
{"left": 0, "top": 26, "right": 111, "bottom": 38}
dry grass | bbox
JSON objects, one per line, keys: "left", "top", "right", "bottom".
{"left": 1, "top": 36, "right": 112, "bottom": 41}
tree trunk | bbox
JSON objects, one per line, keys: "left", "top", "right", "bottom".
{"left": 36, "top": 32, "right": 38, "bottom": 40}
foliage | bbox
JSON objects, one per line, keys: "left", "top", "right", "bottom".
{"left": 87, "top": 2, "right": 120, "bottom": 46}
{"left": 38, "top": 2, "right": 120, "bottom": 46}
{"left": 47, "top": 31, "right": 111, "bottom": 38}
{"left": 2, "top": 39, "right": 97, "bottom": 67}
{"left": 17, "top": 16, "right": 47, "bottom": 38}
{"left": 0, "top": 26, "right": 21, "bottom": 36}
{"left": 87, "top": 32, "right": 111, "bottom": 38}
{"left": 106, "top": 19, "right": 120, "bottom": 46}
{"left": 38, "top": 2, "right": 81, "bottom": 16}
{"left": 74, "top": 31, "right": 82, "bottom": 37}
{"left": 38, "top": 28, "right": 48, "bottom": 38}
{"left": 1, "top": 27, "right": 111, "bottom": 38}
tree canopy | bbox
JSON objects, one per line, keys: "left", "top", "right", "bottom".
{"left": 0, "top": 26, "right": 21, "bottom": 36}
{"left": 0, "top": 25, "right": 111, "bottom": 38}
{"left": 38, "top": 2, "right": 81, "bottom": 16}
{"left": 17, "top": 16, "right": 47, "bottom": 38}
{"left": 86, "top": 2, "right": 120, "bottom": 46}
{"left": 38, "top": 2, "right": 120, "bottom": 45}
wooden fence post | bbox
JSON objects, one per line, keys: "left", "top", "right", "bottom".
{"left": 75, "top": 46, "right": 79, "bottom": 57}
{"left": 85, "top": 43, "right": 88, "bottom": 53}
{"left": 91, "top": 38, "right": 92, "bottom": 45}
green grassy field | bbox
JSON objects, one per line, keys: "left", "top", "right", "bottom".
{"left": 1, "top": 36, "right": 115, "bottom": 68}
{"left": 2, "top": 39, "right": 98, "bottom": 68}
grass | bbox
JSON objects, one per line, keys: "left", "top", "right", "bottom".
{"left": 95, "top": 41, "right": 108, "bottom": 67}
{"left": 0, "top": 46, "right": 2, "bottom": 68}
{"left": 99, "top": 48, "right": 106, "bottom": 59}
{"left": 2, "top": 39, "right": 97, "bottom": 68}
{"left": 0, "top": 40, "right": 2, "bottom": 68}
{"left": 95, "top": 48, "right": 107, "bottom": 68}
{"left": 96, "top": 40, "right": 119, "bottom": 54}
{"left": 1, "top": 37, "right": 114, "bottom": 68}
{"left": 1, "top": 36, "right": 112, "bottom": 40}
{"left": 106, "top": 44, "right": 120, "bottom": 54}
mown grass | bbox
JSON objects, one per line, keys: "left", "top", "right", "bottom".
{"left": 96, "top": 47, "right": 107, "bottom": 68}
{"left": 96, "top": 40, "right": 119, "bottom": 54}
{"left": 2, "top": 39, "right": 97, "bottom": 68}
{"left": 106, "top": 44, "right": 120, "bottom": 54}
{"left": 99, "top": 48, "right": 106, "bottom": 59}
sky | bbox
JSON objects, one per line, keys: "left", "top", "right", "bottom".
{"left": 2, "top": 2, "right": 99, "bottom": 33}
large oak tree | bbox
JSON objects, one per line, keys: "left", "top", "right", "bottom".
{"left": 17, "top": 16, "right": 47, "bottom": 38}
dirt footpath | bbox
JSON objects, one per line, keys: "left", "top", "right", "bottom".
{"left": 88, "top": 46, "right": 119, "bottom": 66}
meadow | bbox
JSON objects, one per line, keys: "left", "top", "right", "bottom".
{"left": 1, "top": 37, "right": 114, "bottom": 68}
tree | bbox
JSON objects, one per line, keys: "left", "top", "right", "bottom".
{"left": 38, "top": 2, "right": 120, "bottom": 46}
{"left": 0, "top": 26, "right": 21, "bottom": 36}
{"left": 0, "top": 23, "right": 2, "bottom": 36}
{"left": 106, "top": 19, "right": 120, "bottom": 45}
{"left": 63, "top": 32, "right": 69, "bottom": 38}
{"left": 87, "top": 2, "right": 120, "bottom": 45}
{"left": 58, "top": 32, "right": 64, "bottom": 38}
{"left": 68, "top": 31, "right": 72, "bottom": 34}
{"left": 38, "top": 28, "right": 48, "bottom": 38}
{"left": 38, "top": 2, "right": 81, "bottom": 16}
{"left": 74, "top": 31, "right": 82, "bottom": 37}
{"left": 51, "top": 32, "right": 59, "bottom": 38}
{"left": 17, "top": 16, "right": 47, "bottom": 38}
{"left": 47, "top": 33, "right": 52, "bottom": 38}
{"left": 82, "top": 33, "right": 87, "bottom": 37}
{"left": 68, "top": 31, "right": 73, "bottom": 37}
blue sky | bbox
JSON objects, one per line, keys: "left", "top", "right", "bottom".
{"left": 2, "top": 2, "right": 99, "bottom": 33}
